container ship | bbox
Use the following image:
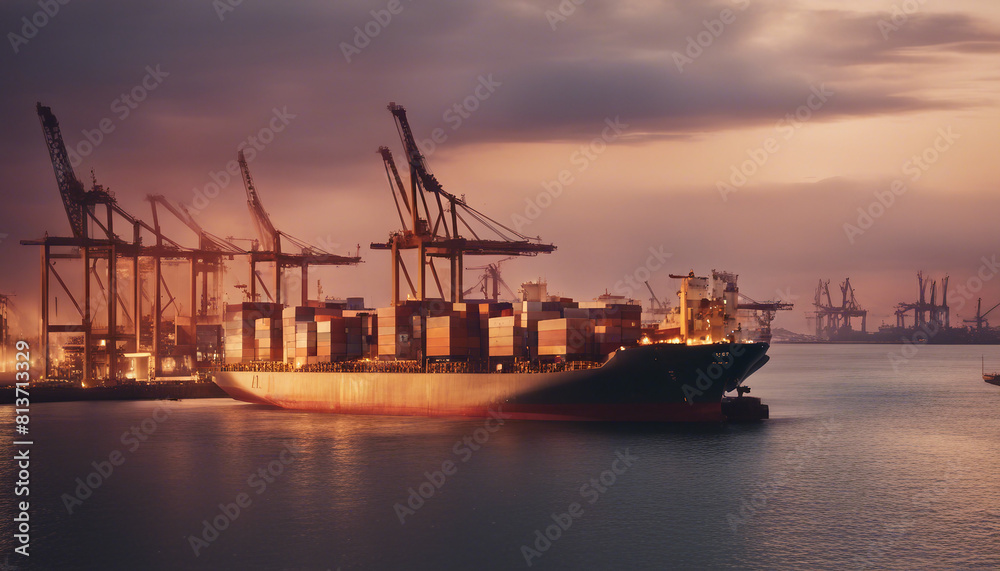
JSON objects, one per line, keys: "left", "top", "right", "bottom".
{"left": 207, "top": 102, "right": 772, "bottom": 421}
{"left": 214, "top": 277, "right": 771, "bottom": 422}
{"left": 22, "top": 101, "right": 774, "bottom": 416}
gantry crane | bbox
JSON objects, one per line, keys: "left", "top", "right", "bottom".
{"left": 643, "top": 281, "right": 670, "bottom": 317}
{"left": 963, "top": 298, "right": 1000, "bottom": 332}
{"left": 464, "top": 257, "right": 517, "bottom": 302}
{"left": 24, "top": 103, "right": 220, "bottom": 383}
{"left": 371, "top": 103, "right": 556, "bottom": 305}
{"left": 839, "top": 278, "right": 867, "bottom": 331}
{"left": 812, "top": 277, "right": 868, "bottom": 337}
{"left": 737, "top": 293, "right": 793, "bottom": 342}
{"left": 894, "top": 272, "right": 950, "bottom": 329}
{"left": 148, "top": 194, "right": 245, "bottom": 319}
{"left": 237, "top": 151, "right": 361, "bottom": 305}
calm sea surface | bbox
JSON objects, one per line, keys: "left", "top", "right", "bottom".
{"left": 1, "top": 344, "right": 999, "bottom": 570}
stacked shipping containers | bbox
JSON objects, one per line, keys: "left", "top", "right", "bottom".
{"left": 537, "top": 318, "right": 594, "bottom": 358}
{"left": 377, "top": 303, "right": 417, "bottom": 360}
{"left": 620, "top": 305, "right": 642, "bottom": 345}
{"left": 515, "top": 301, "right": 563, "bottom": 360}
{"left": 576, "top": 302, "right": 643, "bottom": 355}
{"left": 529, "top": 302, "right": 643, "bottom": 361}
{"left": 316, "top": 315, "right": 364, "bottom": 361}
{"left": 223, "top": 302, "right": 282, "bottom": 364}
{"left": 317, "top": 319, "right": 335, "bottom": 361}
{"left": 283, "top": 306, "right": 316, "bottom": 365}
{"left": 345, "top": 311, "right": 378, "bottom": 359}
{"left": 254, "top": 318, "right": 283, "bottom": 361}
{"left": 378, "top": 301, "right": 508, "bottom": 361}
{"left": 224, "top": 298, "right": 642, "bottom": 365}
{"left": 488, "top": 315, "right": 523, "bottom": 357}
{"left": 425, "top": 315, "right": 471, "bottom": 357}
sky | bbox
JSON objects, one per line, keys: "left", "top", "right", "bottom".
{"left": 2, "top": 0, "right": 1000, "bottom": 336}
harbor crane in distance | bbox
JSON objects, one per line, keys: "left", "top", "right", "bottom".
{"left": 236, "top": 151, "right": 361, "bottom": 305}
{"left": 465, "top": 257, "right": 517, "bottom": 302}
{"left": 737, "top": 293, "right": 793, "bottom": 343}
{"left": 894, "top": 272, "right": 949, "bottom": 329}
{"left": 371, "top": 103, "right": 556, "bottom": 305}
{"left": 812, "top": 277, "right": 867, "bottom": 338}
{"left": 964, "top": 298, "right": 1000, "bottom": 331}
{"left": 643, "top": 281, "right": 670, "bottom": 317}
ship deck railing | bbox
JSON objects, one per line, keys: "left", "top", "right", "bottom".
{"left": 218, "top": 359, "right": 605, "bottom": 375}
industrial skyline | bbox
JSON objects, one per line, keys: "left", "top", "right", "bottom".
{"left": 3, "top": 0, "right": 1000, "bottom": 335}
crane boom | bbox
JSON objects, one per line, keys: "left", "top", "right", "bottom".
{"left": 389, "top": 103, "right": 447, "bottom": 197}
{"left": 643, "top": 280, "right": 667, "bottom": 311}
{"left": 238, "top": 150, "right": 278, "bottom": 251}
{"left": 36, "top": 103, "right": 190, "bottom": 249}
{"left": 985, "top": 300, "right": 1000, "bottom": 318}
{"left": 36, "top": 102, "right": 88, "bottom": 239}
{"left": 377, "top": 146, "right": 410, "bottom": 230}
{"left": 374, "top": 102, "right": 555, "bottom": 305}
{"left": 147, "top": 195, "right": 245, "bottom": 254}
{"left": 382, "top": 102, "right": 556, "bottom": 248}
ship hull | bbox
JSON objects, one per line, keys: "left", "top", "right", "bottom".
{"left": 213, "top": 342, "right": 770, "bottom": 422}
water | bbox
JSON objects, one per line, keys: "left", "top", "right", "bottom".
{"left": 1, "top": 344, "right": 998, "bottom": 570}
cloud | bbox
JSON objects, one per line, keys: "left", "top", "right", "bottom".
{"left": 4, "top": 1, "right": 999, "bottom": 162}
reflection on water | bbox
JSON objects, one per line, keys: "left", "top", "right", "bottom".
{"left": 0, "top": 344, "right": 998, "bottom": 570}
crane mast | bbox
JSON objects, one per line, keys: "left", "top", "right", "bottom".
{"left": 236, "top": 150, "right": 360, "bottom": 305}
{"left": 377, "top": 146, "right": 411, "bottom": 231}
{"left": 373, "top": 102, "right": 556, "bottom": 305}
{"left": 238, "top": 150, "right": 278, "bottom": 252}
{"left": 36, "top": 102, "right": 91, "bottom": 239}
{"left": 29, "top": 103, "right": 234, "bottom": 385}
{"left": 813, "top": 277, "right": 868, "bottom": 338}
